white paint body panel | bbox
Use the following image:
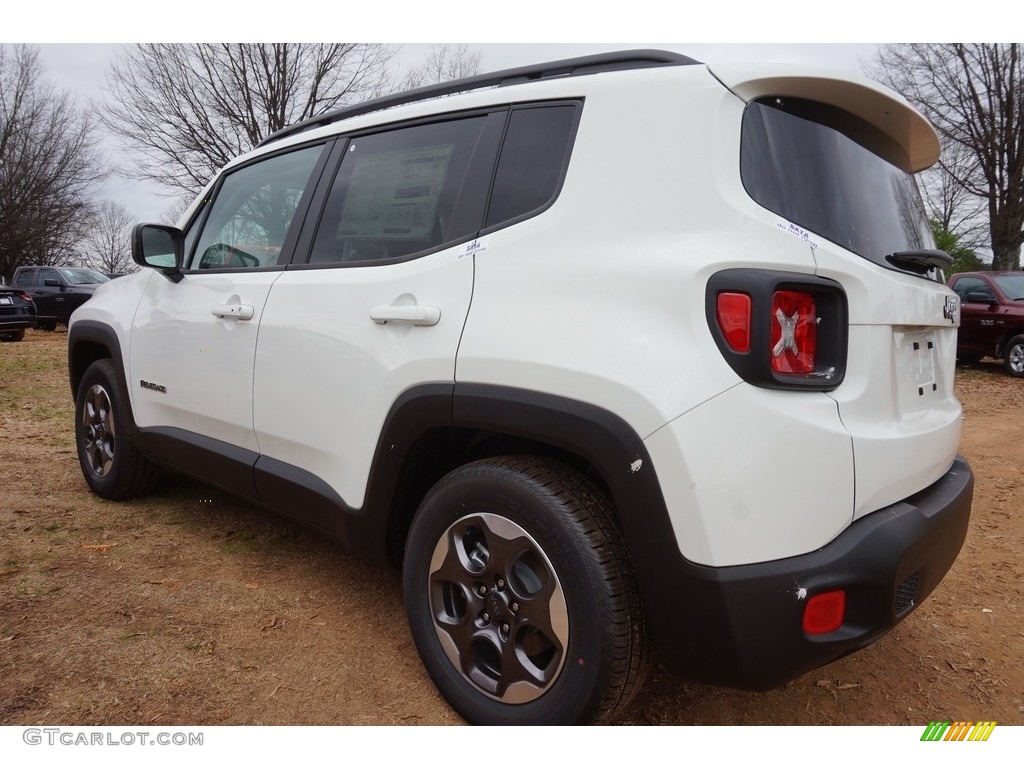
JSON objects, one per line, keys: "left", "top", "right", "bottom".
{"left": 253, "top": 247, "right": 473, "bottom": 508}
{"left": 130, "top": 271, "right": 282, "bottom": 452}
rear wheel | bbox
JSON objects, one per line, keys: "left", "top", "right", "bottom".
{"left": 75, "top": 359, "right": 158, "bottom": 499}
{"left": 37, "top": 321, "right": 57, "bottom": 331}
{"left": 0, "top": 329, "right": 25, "bottom": 342}
{"left": 1004, "top": 334, "right": 1024, "bottom": 378}
{"left": 403, "top": 456, "right": 648, "bottom": 725}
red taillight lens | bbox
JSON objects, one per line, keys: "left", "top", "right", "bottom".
{"left": 802, "top": 589, "right": 846, "bottom": 635}
{"left": 20, "top": 292, "right": 33, "bottom": 302}
{"left": 716, "top": 292, "right": 751, "bottom": 353}
{"left": 770, "top": 291, "right": 817, "bottom": 374}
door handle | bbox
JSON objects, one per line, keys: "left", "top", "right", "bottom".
{"left": 369, "top": 305, "right": 440, "bottom": 326}
{"left": 212, "top": 304, "right": 254, "bottom": 321}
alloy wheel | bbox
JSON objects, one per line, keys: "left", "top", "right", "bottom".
{"left": 427, "top": 512, "right": 568, "bottom": 704}
{"left": 81, "top": 383, "right": 116, "bottom": 477}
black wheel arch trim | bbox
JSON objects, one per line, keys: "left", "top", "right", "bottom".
{"left": 450, "top": 384, "right": 676, "bottom": 548}
{"left": 67, "top": 321, "right": 140, "bottom": 442}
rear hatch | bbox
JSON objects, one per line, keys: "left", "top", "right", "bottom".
{"left": 711, "top": 64, "right": 963, "bottom": 519}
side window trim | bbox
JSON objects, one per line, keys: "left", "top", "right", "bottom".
{"left": 181, "top": 138, "right": 335, "bottom": 273}
{"left": 289, "top": 138, "right": 350, "bottom": 267}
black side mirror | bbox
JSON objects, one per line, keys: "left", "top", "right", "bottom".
{"left": 43, "top": 279, "right": 62, "bottom": 288}
{"left": 964, "top": 290, "right": 997, "bottom": 305}
{"left": 132, "top": 224, "right": 185, "bottom": 282}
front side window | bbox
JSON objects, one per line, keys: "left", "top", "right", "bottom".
{"left": 189, "top": 144, "right": 325, "bottom": 270}
{"left": 39, "top": 268, "right": 61, "bottom": 285}
{"left": 57, "top": 268, "right": 108, "bottom": 285}
{"left": 741, "top": 97, "right": 934, "bottom": 276}
{"left": 309, "top": 115, "right": 497, "bottom": 265}
{"left": 953, "top": 277, "right": 993, "bottom": 302}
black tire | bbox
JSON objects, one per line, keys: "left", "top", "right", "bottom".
{"left": 403, "top": 456, "right": 649, "bottom": 725}
{"left": 956, "top": 352, "right": 982, "bottom": 365}
{"left": 37, "top": 321, "right": 57, "bottom": 331}
{"left": 1004, "top": 334, "right": 1024, "bottom": 378}
{"left": 0, "top": 329, "right": 25, "bottom": 342}
{"left": 75, "top": 359, "right": 158, "bottom": 499}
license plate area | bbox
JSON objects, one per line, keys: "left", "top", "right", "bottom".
{"left": 893, "top": 329, "right": 941, "bottom": 410}
{"left": 0, "top": 297, "right": 12, "bottom": 305}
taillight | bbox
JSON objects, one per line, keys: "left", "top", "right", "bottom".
{"left": 20, "top": 292, "right": 34, "bottom": 303}
{"left": 770, "top": 291, "right": 816, "bottom": 374}
{"left": 706, "top": 269, "right": 847, "bottom": 391}
{"left": 716, "top": 292, "right": 751, "bottom": 353}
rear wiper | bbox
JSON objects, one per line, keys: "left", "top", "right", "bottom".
{"left": 885, "top": 249, "right": 953, "bottom": 273}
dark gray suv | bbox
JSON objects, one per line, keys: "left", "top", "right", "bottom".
{"left": 11, "top": 266, "right": 109, "bottom": 330}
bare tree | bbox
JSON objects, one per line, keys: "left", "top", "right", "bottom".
{"left": 399, "top": 44, "right": 483, "bottom": 90}
{"left": 160, "top": 194, "right": 194, "bottom": 227}
{"left": 0, "top": 44, "right": 101, "bottom": 284}
{"left": 101, "top": 43, "right": 398, "bottom": 196}
{"left": 82, "top": 200, "right": 136, "bottom": 275}
{"left": 870, "top": 44, "right": 1024, "bottom": 270}
{"left": 918, "top": 143, "right": 988, "bottom": 252}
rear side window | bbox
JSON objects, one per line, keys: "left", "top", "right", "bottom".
{"left": 485, "top": 104, "right": 579, "bottom": 228}
{"left": 13, "top": 269, "right": 35, "bottom": 287}
{"left": 309, "top": 114, "right": 502, "bottom": 265}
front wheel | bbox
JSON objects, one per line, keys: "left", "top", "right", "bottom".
{"left": 1004, "top": 335, "right": 1024, "bottom": 378}
{"left": 75, "top": 359, "right": 158, "bottom": 499}
{"left": 403, "top": 456, "right": 649, "bottom": 725}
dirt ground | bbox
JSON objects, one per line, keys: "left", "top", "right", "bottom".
{"left": 1, "top": 329, "right": 1021, "bottom": 726}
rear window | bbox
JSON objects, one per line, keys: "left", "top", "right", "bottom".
{"left": 740, "top": 97, "right": 933, "bottom": 274}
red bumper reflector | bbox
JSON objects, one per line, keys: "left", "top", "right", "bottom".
{"left": 802, "top": 589, "right": 846, "bottom": 634}
{"left": 716, "top": 292, "right": 752, "bottom": 353}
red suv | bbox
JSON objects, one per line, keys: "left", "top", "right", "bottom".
{"left": 948, "top": 271, "right": 1024, "bottom": 377}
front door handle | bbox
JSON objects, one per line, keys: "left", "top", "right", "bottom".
{"left": 212, "top": 304, "right": 254, "bottom": 321}
{"left": 369, "top": 305, "right": 440, "bottom": 326}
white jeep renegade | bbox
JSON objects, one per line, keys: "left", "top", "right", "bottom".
{"left": 68, "top": 50, "right": 974, "bottom": 725}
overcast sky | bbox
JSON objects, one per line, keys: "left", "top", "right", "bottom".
{"left": 6, "top": 0, "right": 1008, "bottom": 227}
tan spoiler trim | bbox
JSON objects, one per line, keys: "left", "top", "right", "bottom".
{"left": 708, "top": 64, "right": 940, "bottom": 172}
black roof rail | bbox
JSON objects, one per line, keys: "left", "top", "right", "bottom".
{"left": 257, "top": 49, "right": 700, "bottom": 148}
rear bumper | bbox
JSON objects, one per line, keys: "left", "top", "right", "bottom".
{"left": 634, "top": 455, "right": 973, "bottom": 690}
{"left": 0, "top": 316, "right": 36, "bottom": 331}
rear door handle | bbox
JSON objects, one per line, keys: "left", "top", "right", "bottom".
{"left": 212, "top": 304, "right": 254, "bottom": 321}
{"left": 369, "top": 306, "right": 441, "bottom": 326}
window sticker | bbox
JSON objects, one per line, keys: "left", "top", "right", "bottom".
{"left": 776, "top": 218, "right": 821, "bottom": 250}
{"left": 457, "top": 239, "right": 487, "bottom": 260}
{"left": 338, "top": 145, "right": 453, "bottom": 241}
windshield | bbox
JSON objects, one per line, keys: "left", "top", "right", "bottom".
{"left": 992, "top": 274, "right": 1024, "bottom": 300}
{"left": 741, "top": 97, "right": 934, "bottom": 275}
{"left": 58, "top": 268, "right": 109, "bottom": 285}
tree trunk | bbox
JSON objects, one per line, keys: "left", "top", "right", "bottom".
{"left": 991, "top": 243, "right": 1021, "bottom": 271}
